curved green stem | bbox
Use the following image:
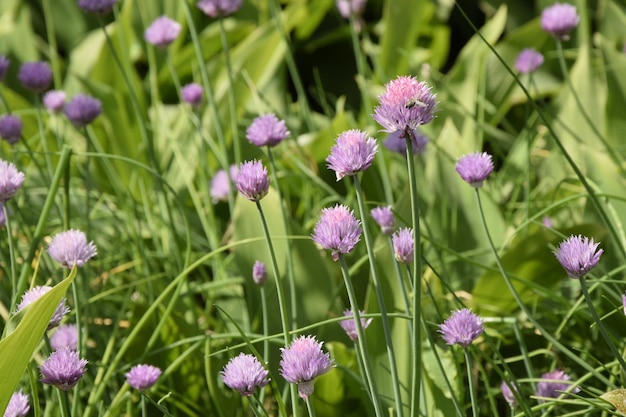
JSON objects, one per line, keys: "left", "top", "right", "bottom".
{"left": 464, "top": 349, "right": 479, "bottom": 417}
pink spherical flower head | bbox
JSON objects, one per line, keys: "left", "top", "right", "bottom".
{"left": 326, "top": 129, "right": 377, "bottom": 181}
{"left": 515, "top": 48, "right": 544, "bottom": 74}
{"left": 541, "top": 3, "right": 579, "bottom": 40}
{"left": 221, "top": 353, "right": 270, "bottom": 396}
{"left": 246, "top": 114, "right": 290, "bottom": 147}
{"left": 64, "top": 94, "right": 102, "bottom": 127}
{"left": 197, "top": 0, "right": 243, "bottom": 17}
{"left": 0, "top": 114, "right": 23, "bottom": 145}
{"left": 535, "top": 369, "right": 579, "bottom": 401}
{"left": 252, "top": 260, "right": 267, "bottom": 285}
{"left": 236, "top": 160, "right": 270, "bottom": 202}
{"left": 48, "top": 229, "right": 98, "bottom": 269}
{"left": 280, "top": 335, "right": 334, "bottom": 400}
{"left": 392, "top": 227, "right": 414, "bottom": 264}
{"left": 0, "top": 159, "right": 25, "bottom": 202}
{"left": 339, "top": 309, "right": 372, "bottom": 341}
{"left": 371, "top": 206, "right": 395, "bottom": 235}
{"left": 312, "top": 204, "right": 362, "bottom": 261}
{"left": 43, "top": 90, "right": 67, "bottom": 113}
{"left": 50, "top": 324, "right": 79, "bottom": 351}
{"left": 126, "top": 364, "right": 162, "bottom": 391}
{"left": 336, "top": 0, "right": 366, "bottom": 19}
{"left": 181, "top": 83, "right": 203, "bottom": 107}
{"left": 455, "top": 152, "right": 494, "bottom": 188}
{"left": 373, "top": 75, "right": 437, "bottom": 133}
{"left": 144, "top": 16, "right": 181, "bottom": 48}
{"left": 210, "top": 164, "right": 239, "bottom": 203}
{"left": 553, "top": 234, "right": 603, "bottom": 278}
{"left": 40, "top": 347, "right": 88, "bottom": 391}
{"left": 439, "top": 308, "right": 484, "bottom": 348}
{"left": 18, "top": 61, "right": 52, "bottom": 92}
{"left": 78, "top": 0, "right": 119, "bottom": 15}
{"left": 5, "top": 390, "right": 30, "bottom": 417}
{"left": 15, "top": 286, "right": 70, "bottom": 330}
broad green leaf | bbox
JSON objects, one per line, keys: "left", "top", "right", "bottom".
{"left": 600, "top": 388, "right": 626, "bottom": 413}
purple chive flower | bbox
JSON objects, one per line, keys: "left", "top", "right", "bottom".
{"left": 0, "top": 56, "right": 10, "bottom": 81}
{"left": 246, "top": 114, "right": 290, "bottom": 148}
{"left": 622, "top": 293, "right": 626, "bottom": 316}
{"left": 336, "top": 0, "right": 366, "bottom": 19}
{"left": 515, "top": 48, "right": 544, "bottom": 74}
{"left": 383, "top": 128, "right": 428, "bottom": 156}
{"left": 5, "top": 390, "right": 30, "bottom": 417}
{"left": 0, "top": 203, "right": 6, "bottom": 228}
{"left": 312, "top": 204, "right": 362, "bottom": 261}
{"left": 64, "top": 94, "right": 102, "bottom": 127}
{"left": 48, "top": 229, "right": 98, "bottom": 269}
{"left": 373, "top": 75, "right": 437, "bottom": 133}
{"left": 392, "top": 227, "right": 414, "bottom": 264}
{"left": 40, "top": 347, "right": 88, "bottom": 391}
{"left": 197, "top": 0, "right": 243, "bottom": 17}
{"left": 371, "top": 206, "right": 395, "bottom": 235}
{"left": 501, "top": 380, "right": 519, "bottom": 408}
{"left": 210, "top": 165, "right": 239, "bottom": 203}
{"left": 0, "top": 160, "right": 25, "bottom": 202}
{"left": 280, "top": 335, "right": 334, "bottom": 400}
{"left": 252, "top": 260, "right": 267, "bottom": 285}
{"left": 181, "top": 83, "right": 203, "bottom": 107}
{"left": 326, "top": 129, "right": 378, "bottom": 181}
{"left": 236, "top": 160, "right": 270, "bottom": 202}
{"left": 77, "top": 0, "right": 119, "bottom": 15}
{"left": 0, "top": 114, "right": 23, "bottom": 145}
{"left": 439, "top": 308, "right": 484, "bottom": 348}
{"left": 542, "top": 216, "right": 554, "bottom": 228}
{"left": 15, "top": 286, "right": 70, "bottom": 330}
{"left": 43, "top": 90, "right": 67, "bottom": 113}
{"left": 535, "top": 369, "right": 579, "bottom": 401}
{"left": 18, "top": 61, "right": 53, "bottom": 92}
{"left": 553, "top": 235, "right": 603, "bottom": 279}
{"left": 144, "top": 16, "right": 181, "bottom": 48}
{"left": 50, "top": 324, "right": 79, "bottom": 351}
{"left": 125, "top": 364, "right": 162, "bottom": 391}
{"left": 541, "top": 3, "right": 579, "bottom": 40}
{"left": 221, "top": 353, "right": 270, "bottom": 396}
{"left": 455, "top": 152, "right": 494, "bottom": 188}
{"left": 339, "top": 309, "right": 372, "bottom": 341}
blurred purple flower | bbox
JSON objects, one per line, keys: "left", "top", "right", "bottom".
{"left": 373, "top": 75, "right": 437, "bottom": 133}
{"left": 515, "top": 48, "right": 544, "bottom": 74}
{"left": 5, "top": 390, "right": 29, "bottom": 417}
{"left": 439, "top": 308, "right": 484, "bottom": 347}
{"left": 554, "top": 235, "right": 603, "bottom": 278}
{"left": 126, "top": 364, "right": 162, "bottom": 391}
{"left": 383, "top": 128, "right": 428, "bottom": 156}
{"left": 336, "top": 0, "right": 366, "bottom": 19}
{"left": 236, "top": 160, "right": 270, "bottom": 202}
{"left": 50, "top": 324, "right": 79, "bottom": 351}
{"left": 0, "top": 56, "right": 10, "bottom": 81}
{"left": 18, "top": 62, "right": 52, "bottom": 92}
{"left": 246, "top": 114, "right": 290, "bottom": 147}
{"left": 210, "top": 165, "right": 238, "bottom": 203}
{"left": 312, "top": 204, "right": 362, "bottom": 261}
{"left": 64, "top": 94, "right": 102, "bottom": 127}
{"left": 48, "top": 229, "right": 98, "bottom": 269}
{"left": 501, "top": 380, "right": 519, "bottom": 408}
{"left": 535, "top": 369, "right": 579, "bottom": 401}
{"left": 40, "top": 347, "right": 88, "bottom": 391}
{"left": 622, "top": 293, "right": 626, "bottom": 316}
{"left": 339, "top": 309, "right": 372, "bottom": 341}
{"left": 252, "top": 260, "right": 267, "bottom": 285}
{"left": 144, "top": 16, "right": 181, "bottom": 48}
{"left": 221, "top": 353, "right": 270, "bottom": 396}
{"left": 280, "top": 335, "right": 334, "bottom": 400}
{"left": 455, "top": 152, "right": 494, "bottom": 188}
{"left": 541, "top": 3, "right": 579, "bottom": 40}
{"left": 0, "top": 159, "right": 25, "bottom": 203}
{"left": 43, "top": 90, "right": 67, "bottom": 113}
{"left": 15, "top": 286, "right": 70, "bottom": 330}
{"left": 197, "top": 0, "right": 243, "bottom": 17}
{"left": 181, "top": 83, "right": 203, "bottom": 107}
{"left": 326, "top": 129, "right": 377, "bottom": 181}
{"left": 392, "top": 227, "right": 414, "bottom": 264}
{"left": 542, "top": 216, "right": 554, "bottom": 228}
{"left": 371, "top": 206, "right": 395, "bottom": 235}
{"left": 77, "top": 0, "right": 119, "bottom": 15}
{"left": 0, "top": 203, "right": 6, "bottom": 228}
{"left": 0, "top": 115, "right": 23, "bottom": 145}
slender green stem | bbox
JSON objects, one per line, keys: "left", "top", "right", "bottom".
{"left": 464, "top": 349, "right": 479, "bottom": 417}
{"left": 204, "top": 338, "right": 226, "bottom": 417}
{"left": 248, "top": 394, "right": 270, "bottom": 417}
{"left": 389, "top": 238, "right": 412, "bottom": 336}
{"left": 578, "top": 277, "right": 626, "bottom": 373}
{"left": 352, "top": 175, "right": 403, "bottom": 417}
{"left": 141, "top": 395, "right": 147, "bottom": 417}
{"left": 58, "top": 389, "right": 71, "bottom": 417}
{"left": 35, "top": 98, "right": 54, "bottom": 175}
{"left": 71, "top": 281, "right": 83, "bottom": 351}
{"left": 259, "top": 286, "right": 269, "bottom": 362}
{"left": 337, "top": 255, "right": 383, "bottom": 416}
{"left": 4, "top": 205, "right": 16, "bottom": 297}
{"left": 305, "top": 397, "right": 317, "bottom": 417}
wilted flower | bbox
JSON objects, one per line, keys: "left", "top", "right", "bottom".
{"left": 312, "top": 204, "right": 362, "bottom": 261}
{"left": 541, "top": 3, "right": 579, "bottom": 40}
{"left": 5, "top": 390, "right": 29, "bottom": 417}
{"left": 48, "top": 229, "right": 98, "bottom": 269}
{"left": 144, "top": 16, "right": 181, "bottom": 48}
{"left": 515, "top": 48, "right": 544, "bottom": 74}
{"left": 77, "top": 0, "right": 119, "bottom": 15}
{"left": 252, "top": 261, "right": 267, "bottom": 285}
{"left": 64, "top": 94, "right": 102, "bottom": 127}
{"left": 125, "top": 364, "right": 162, "bottom": 391}
{"left": 50, "top": 324, "right": 79, "bottom": 351}
{"left": 535, "top": 369, "right": 579, "bottom": 401}
{"left": 43, "top": 90, "right": 67, "bottom": 113}
{"left": 40, "top": 347, "right": 88, "bottom": 391}
{"left": 439, "top": 308, "right": 484, "bottom": 347}
{"left": 553, "top": 235, "right": 603, "bottom": 278}
{"left": 15, "top": 286, "right": 70, "bottom": 330}
{"left": 210, "top": 165, "right": 238, "bottom": 203}
{"left": 326, "top": 129, "right": 378, "bottom": 181}
{"left": 339, "top": 309, "right": 372, "bottom": 341}
{"left": 373, "top": 75, "right": 437, "bottom": 133}
{"left": 392, "top": 227, "right": 414, "bottom": 264}
{"left": 0, "top": 56, "right": 10, "bottom": 81}
{"left": 370, "top": 206, "right": 395, "bottom": 234}
{"left": 280, "top": 335, "right": 334, "bottom": 400}
{"left": 0, "top": 159, "right": 25, "bottom": 202}
{"left": 221, "top": 353, "right": 270, "bottom": 396}
{"left": 18, "top": 61, "right": 52, "bottom": 92}
{"left": 246, "top": 114, "right": 290, "bottom": 148}
{"left": 0, "top": 114, "right": 23, "bottom": 145}
{"left": 181, "top": 83, "right": 203, "bottom": 107}
{"left": 236, "top": 160, "right": 270, "bottom": 202}
{"left": 197, "top": 0, "right": 243, "bottom": 17}
{"left": 501, "top": 380, "right": 519, "bottom": 408}
{"left": 455, "top": 152, "right": 494, "bottom": 188}
{"left": 383, "top": 128, "right": 428, "bottom": 156}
